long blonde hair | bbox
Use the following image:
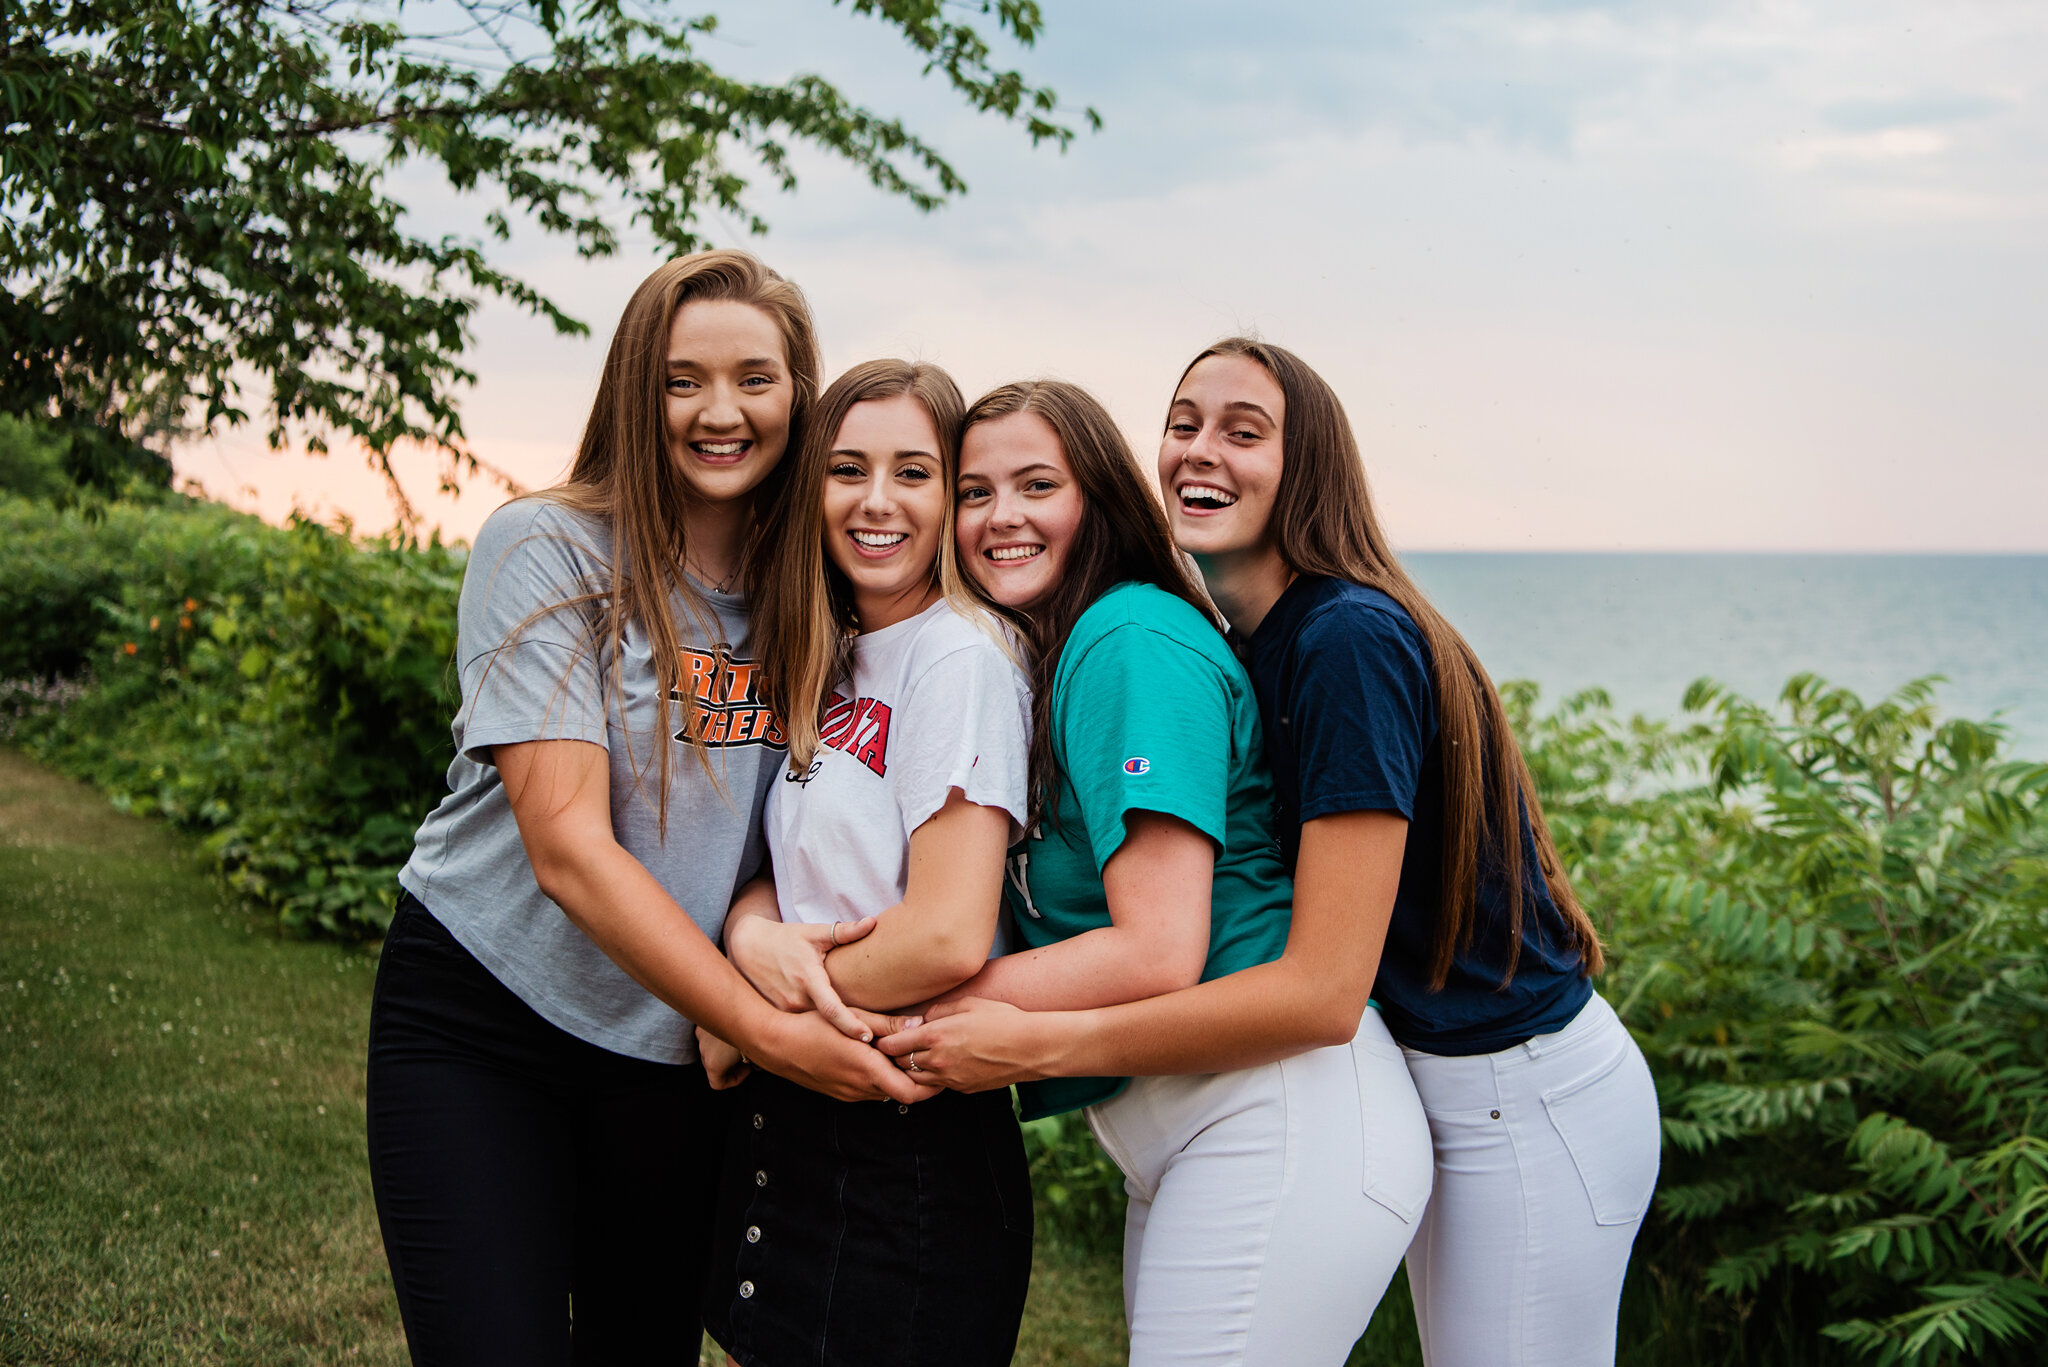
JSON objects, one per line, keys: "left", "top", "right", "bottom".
{"left": 1177, "top": 338, "right": 1605, "bottom": 983}
{"left": 750, "top": 359, "right": 992, "bottom": 771}
{"left": 527, "top": 250, "right": 819, "bottom": 826}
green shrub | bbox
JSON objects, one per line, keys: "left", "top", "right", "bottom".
{"left": 1530, "top": 676, "right": 2048, "bottom": 1366}
{"left": 0, "top": 413, "right": 76, "bottom": 503}
{"left": 0, "top": 496, "right": 131, "bottom": 680}
{"left": 2, "top": 496, "right": 461, "bottom": 936}
{"left": 1022, "top": 1111, "right": 1127, "bottom": 1250}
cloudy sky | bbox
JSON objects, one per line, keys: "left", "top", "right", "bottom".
{"left": 175, "top": 0, "right": 2048, "bottom": 550}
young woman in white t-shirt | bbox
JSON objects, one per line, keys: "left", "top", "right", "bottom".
{"left": 698, "top": 359, "right": 1035, "bottom": 1367}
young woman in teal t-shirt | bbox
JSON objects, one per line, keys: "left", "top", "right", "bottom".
{"left": 906, "top": 379, "right": 1432, "bottom": 1365}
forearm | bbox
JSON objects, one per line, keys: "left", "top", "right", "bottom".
{"left": 934, "top": 807, "right": 1212, "bottom": 1012}
{"left": 721, "top": 873, "right": 784, "bottom": 948}
{"left": 944, "top": 923, "right": 1199, "bottom": 1012}
{"left": 825, "top": 900, "right": 993, "bottom": 1012}
{"left": 499, "top": 737, "right": 925, "bottom": 1103}
{"left": 1018, "top": 946, "right": 1364, "bottom": 1078}
{"left": 878, "top": 814, "right": 1401, "bottom": 1091}
{"left": 537, "top": 840, "right": 781, "bottom": 1049}
{"left": 820, "top": 791, "right": 1011, "bottom": 1012}
{"left": 1037, "top": 809, "right": 1400, "bottom": 1075}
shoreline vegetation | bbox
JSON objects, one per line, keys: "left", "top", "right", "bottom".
{"left": 6, "top": 493, "right": 2047, "bottom": 1364}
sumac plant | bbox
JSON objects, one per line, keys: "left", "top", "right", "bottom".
{"left": 1580, "top": 676, "right": 2048, "bottom": 1366}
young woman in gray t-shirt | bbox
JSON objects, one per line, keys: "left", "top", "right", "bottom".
{"left": 367, "top": 250, "right": 925, "bottom": 1364}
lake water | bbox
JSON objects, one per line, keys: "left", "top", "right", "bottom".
{"left": 1402, "top": 554, "right": 2048, "bottom": 762}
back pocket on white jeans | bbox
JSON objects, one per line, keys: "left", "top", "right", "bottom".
{"left": 1541, "top": 1047, "right": 1660, "bottom": 1227}
{"left": 1352, "top": 1030, "right": 1431, "bottom": 1224}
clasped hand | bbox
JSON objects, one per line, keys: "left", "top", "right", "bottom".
{"left": 700, "top": 912, "right": 933, "bottom": 1099}
{"left": 873, "top": 997, "right": 1047, "bottom": 1094}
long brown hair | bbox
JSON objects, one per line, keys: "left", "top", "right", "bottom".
{"left": 750, "top": 359, "right": 992, "bottom": 771}
{"left": 1177, "top": 338, "right": 1605, "bottom": 984}
{"left": 532, "top": 249, "right": 819, "bottom": 825}
{"left": 960, "top": 380, "right": 1216, "bottom": 830}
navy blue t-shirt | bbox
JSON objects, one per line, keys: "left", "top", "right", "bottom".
{"left": 1245, "top": 575, "right": 1591, "bottom": 1055}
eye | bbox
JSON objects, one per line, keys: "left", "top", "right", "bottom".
{"left": 958, "top": 486, "right": 990, "bottom": 504}
{"left": 829, "top": 461, "right": 864, "bottom": 479}
{"left": 1165, "top": 420, "right": 1197, "bottom": 436}
{"left": 897, "top": 464, "right": 933, "bottom": 482}
{"left": 740, "top": 374, "right": 777, "bottom": 389}
{"left": 1229, "top": 427, "right": 1261, "bottom": 442}
{"left": 1025, "top": 479, "right": 1059, "bottom": 495}
{"left": 667, "top": 375, "right": 700, "bottom": 392}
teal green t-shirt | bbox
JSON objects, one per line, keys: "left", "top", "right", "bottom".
{"left": 1008, "top": 583, "right": 1294, "bottom": 1120}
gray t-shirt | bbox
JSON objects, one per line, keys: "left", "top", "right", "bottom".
{"left": 399, "top": 498, "right": 782, "bottom": 1063}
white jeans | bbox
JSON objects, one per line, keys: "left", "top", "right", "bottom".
{"left": 1403, "top": 992, "right": 1661, "bottom": 1367}
{"left": 1086, "top": 1007, "right": 1434, "bottom": 1366}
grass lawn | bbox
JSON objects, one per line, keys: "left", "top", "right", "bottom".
{"left": 2, "top": 747, "right": 405, "bottom": 1363}
{"left": 1, "top": 746, "right": 1428, "bottom": 1364}
{"left": 0, "top": 748, "right": 1136, "bottom": 1364}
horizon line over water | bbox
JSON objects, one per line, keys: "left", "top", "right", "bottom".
{"left": 1400, "top": 553, "right": 2048, "bottom": 762}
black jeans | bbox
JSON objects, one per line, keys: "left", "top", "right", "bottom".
{"left": 366, "top": 891, "right": 729, "bottom": 1366}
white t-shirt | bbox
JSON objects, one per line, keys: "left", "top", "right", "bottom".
{"left": 766, "top": 598, "right": 1031, "bottom": 938}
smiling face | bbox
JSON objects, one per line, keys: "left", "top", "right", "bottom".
{"left": 821, "top": 393, "right": 948, "bottom": 631}
{"left": 956, "top": 411, "right": 1084, "bottom": 613}
{"left": 1157, "top": 353, "right": 1287, "bottom": 564}
{"left": 664, "top": 298, "right": 794, "bottom": 504}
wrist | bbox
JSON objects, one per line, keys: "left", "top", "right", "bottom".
{"left": 1037, "top": 1011, "right": 1090, "bottom": 1081}
{"left": 724, "top": 994, "right": 786, "bottom": 1056}
{"left": 723, "top": 906, "right": 762, "bottom": 954}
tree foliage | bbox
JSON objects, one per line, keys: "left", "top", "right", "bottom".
{"left": 1, "top": 0, "right": 1093, "bottom": 513}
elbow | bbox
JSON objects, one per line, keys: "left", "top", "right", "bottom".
{"left": 1270, "top": 952, "right": 1374, "bottom": 1049}
{"left": 526, "top": 843, "right": 584, "bottom": 916}
{"left": 1304, "top": 1005, "right": 1363, "bottom": 1050}
{"left": 914, "top": 928, "right": 994, "bottom": 999}
{"left": 1131, "top": 941, "right": 1206, "bottom": 1000}
{"left": 921, "top": 954, "right": 988, "bottom": 1000}
{"left": 1302, "top": 984, "right": 1375, "bottom": 1049}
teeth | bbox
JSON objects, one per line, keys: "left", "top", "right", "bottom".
{"left": 1180, "top": 483, "right": 1238, "bottom": 507}
{"left": 988, "top": 546, "right": 1043, "bottom": 562}
{"left": 852, "top": 530, "right": 907, "bottom": 548}
{"left": 696, "top": 441, "right": 746, "bottom": 455}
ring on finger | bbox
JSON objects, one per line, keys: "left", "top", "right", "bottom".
{"left": 906, "top": 1051, "right": 921, "bottom": 1072}
{"left": 830, "top": 921, "right": 842, "bottom": 946}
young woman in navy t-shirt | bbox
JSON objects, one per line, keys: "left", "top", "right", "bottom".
{"left": 882, "top": 340, "right": 1660, "bottom": 1365}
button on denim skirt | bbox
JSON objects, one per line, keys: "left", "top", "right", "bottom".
{"left": 703, "top": 1071, "right": 1033, "bottom": 1367}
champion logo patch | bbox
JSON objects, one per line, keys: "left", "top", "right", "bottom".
{"left": 1123, "top": 757, "right": 1151, "bottom": 776}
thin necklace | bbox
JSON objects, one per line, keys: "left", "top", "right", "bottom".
{"left": 688, "top": 519, "right": 756, "bottom": 595}
{"left": 689, "top": 558, "right": 741, "bottom": 594}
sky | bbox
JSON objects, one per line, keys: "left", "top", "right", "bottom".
{"left": 173, "top": 0, "right": 2048, "bottom": 550}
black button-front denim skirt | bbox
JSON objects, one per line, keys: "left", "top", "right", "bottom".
{"left": 704, "top": 1070, "right": 1032, "bottom": 1367}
